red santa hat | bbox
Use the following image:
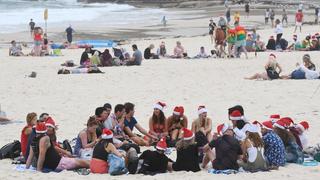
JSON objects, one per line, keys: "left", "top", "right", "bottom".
{"left": 198, "top": 105, "right": 208, "bottom": 115}
{"left": 45, "top": 117, "right": 56, "bottom": 129}
{"left": 296, "top": 121, "right": 309, "bottom": 131}
{"left": 173, "top": 106, "right": 184, "bottom": 116}
{"left": 101, "top": 128, "right": 113, "bottom": 139}
{"left": 270, "top": 114, "right": 280, "bottom": 123}
{"left": 217, "top": 123, "right": 230, "bottom": 135}
{"left": 154, "top": 101, "right": 166, "bottom": 111}
{"left": 273, "top": 120, "right": 287, "bottom": 130}
{"left": 261, "top": 120, "right": 273, "bottom": 130}
{"left": 229, "top": 110, "right": 243, "bottom": 121}
{"left": 156, "top": 137, "right": 167, "bottom": 151}
{"left": 280, "top": 117, "right": 294, "bottom": 128}
{"left": 36, "top": 122, "right": 47, "bottom": 134}
{"left": 246, "top": 124, "right": 260, "bottom": 133}
{"left": 182, "top": 128, "right": 194, "bottom": 140}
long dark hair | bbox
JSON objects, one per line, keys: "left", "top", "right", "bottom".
{"left": 273, "top": 127, "right": 296, "bottom": 146}
{"left": 152, "top": 110, "right": 166, "bottom": 125}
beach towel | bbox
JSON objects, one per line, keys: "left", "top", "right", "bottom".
{"left": 14, "top": 164, "right": 36, "bottom": 172}
{"left": 208, "top": 168, "right": 239, "bottom": 175}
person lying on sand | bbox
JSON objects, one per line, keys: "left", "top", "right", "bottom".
{"left": 245, "top": 53, "right": 282, "bottom": 80}
{"left": 57, "top": 67, "right": 103, "bottom": 74}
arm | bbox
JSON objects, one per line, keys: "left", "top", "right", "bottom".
{"left": 37, "top": 136, "right": 50, "bottom": 171}
{"left": 24, "top": 127, "right": 33, "bottom": 136}
{"left": 25, "top": 145, "right": 34, "bottom": 169}
{"left": 191, "top": 121, "right": 196, "bottom": 133}
{"left": 124, "top": 126, "right": 136, "bottom": 137}
{"left": 135, "top": 123, "right": 156, "bottom": 139}
{"left": 79, "top": 131, "right": 96, "bottom": 149}
{"left": 106, "top": 143, "right": 125, "bottom": 158}
{"left": 277, "top": 63, "right": 282, "bottom": 74}
{"left": 183, "top": 116, "right": 188, "bottom": 128}
{"left": 204, "top": 118, "right": 212, "bottom": 134}
{"left": 55, "top": 146, "right": 72, "bottom": 157}
{"left": 148, "top": 117, "right": 156, "bottom": 135}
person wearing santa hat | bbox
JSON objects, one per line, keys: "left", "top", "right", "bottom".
{"left": 202, "top": 123, "right": 242, "bottom": 170}
{"left": 255, "top": 120, "right": 286, "bottom": 168}
{"left": 147, "top": 102, "right": 168, "bottom": 142}
{"left": 169, "top": 128, "right": 200, "bottom": 172}
{"left": 269, "top": 114, "right": 280, "bottom": 124}
{"left": 245, "top": 53, "right": 282, "bottom": 80}
{"left": 238, "top": 124, "right": 268, "bottom": 171}
{"left": 191, "top": 105, "right": 212, "bottom": 142}
{"left": 135, "top": 137, "right": 172, "bottom": 174}
{"left": 167, "top": 106, "right": 188, "bottom": 142}
{"left": 26, "top": 122, "right": 90, "bottom": 172}
{"left": 273, "top": 120, "right": 304, "bottom": 163}
{"left": 123, "top": 102, "right": 157, "bottom": 146}
{"left": 90, "top": 129, "right": 125, "bottom": 174}
{"left": 294, "top": 121, "right": 309, "bottom": 150}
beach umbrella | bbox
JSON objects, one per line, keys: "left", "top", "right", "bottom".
{"left": 44, "top": 8, "right": 48, "bottom": 33}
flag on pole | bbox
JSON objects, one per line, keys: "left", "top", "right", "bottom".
{"left": 44, "top": 8, "right": 48, "bottom": 21}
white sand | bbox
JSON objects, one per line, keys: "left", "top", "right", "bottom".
{"left": 1, "top": 20, "right": 320, "bottom": 180}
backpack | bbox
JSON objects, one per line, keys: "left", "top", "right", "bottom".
{"left": 0, "top": 140, "right": 21, "bottom": 160}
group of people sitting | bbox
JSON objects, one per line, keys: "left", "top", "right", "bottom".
{"left": 14, "top": 102, "right": 315, "bottom": 175}
{"left": 246, "top": 53, "right": 320, "bottom": 80}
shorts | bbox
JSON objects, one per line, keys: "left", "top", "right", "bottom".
{"left": 56, "top": 157, "right": 78, "bottom": 171}
{"left": 296, "top": 22, "right": 302, "bottom": 26}
{"left": 235, "top": 40, "right": 246, "bottom": 47}
{"left": 90, "top": 158, "right": 109, "bottom": 174}
{"left": 209, "top": 30, "right": 214, "bottom": 35}
{"left": 34, "top": 41, "right": 41, "bottom": 46}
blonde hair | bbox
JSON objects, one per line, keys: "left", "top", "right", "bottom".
{"left": 26, "top": 112, "right": 37, "bottom": 125}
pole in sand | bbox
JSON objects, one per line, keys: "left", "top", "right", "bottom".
{"left": 44, "top": 8, "right": 48, "bottom": 34}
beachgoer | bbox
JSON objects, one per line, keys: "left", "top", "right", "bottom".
{"left": 294, "top": 10, "right": 303, "bottom": 33}
{"left": 26, "top": 122, "right": 90, "bottom": 172}
{"left": 245, "top": 53, "right": 282, "bottom": 80}
{"left": 315, "top": 8, "right": 319, "bottom": 24}
{"left": 294, "top": 121, "right": 309, "bottom": 149}
{"left": 234, "top": 11, "right": 240, "bottom": 25}
{"left": 144, "top": 44, "right": 158, "bottom": 59}
{"left": 32, "top": 27, "right": 43, "bottom": 56}
{"left": 147, "top": 102, "right": 168, "bottom": 141}
{"left": 123, "top": 102, "right": 157, "bottom": 146}
{"left": 202, "top": 123, "right": 243, "bottom": 170}
{"left": 245, "top": 34, "right": 255, "bottom": 52}
{"left": 167, "top": 106, "right": 188, "bottom": 141}
{"left": 226, "top": 8, "right": 231, "bottom": 24}
{"left": 90, "top": 129, "right": 125, "bottom": 174}
{"left": 234, "top": 22, "right": 248, "bottom": 59}
{"left": 127, "top": 44, "right": 142, "bottom": 66}
{"left": 172, "top": 41, "right": 185, "bottom": 58}
{"left": 9, "top": 40, "right": 24, "bottom": 56}
{"left": 74, "top": 116, "right": 99, "bottom": 157}
{"left": 245, "top": 3, "right": 250, "bottom": 17}
{"left": 274, "top": 19, "right": 283, "bottom": 46}
{"left": 288, "top": 35, "right": 302, "bottom": 50}
{"left": 20, "top": 113, "right": 37, "bottom": 159}
{"left": 191, "top": 106, "right": 212, "bottom": 142}
{"left": 238, "top": 124, "right": 268, "bottom": 172}
{"left": 161, "top": 16, "right": 167, "bottom": 27}
{"left": 90, "top": 51, "right": 101, "bottom": 66}
{"left": 65, "top": 25, "right": 75, "bottom": 44}
{"left": 215, "top": 27, "right": 227, "bottom": 57}
{"left": 282, "top": 9, "right": 288, "bottom": 25}
{"left": 209, "top": 19, "right": 217, "bottom": 44}
{"left": 265, "top": 9, "right": 270, "bottom": 24}
{"left": 157, "top": 41, "right": 167, "bottom": 57}
{"left": 218, "top": 16, "right": 227, "bottom": 34}
{"left": 100, "top": 49, "right": 113, "bottom": 67}
{"left": 57, "top": 67, "right": 103, "bottom": 74}
{"left": 95, "top": 107, "right": 110, "bottom": 138}
{"left": 194, "top": 47, "right": 209, "bottom": 58}
{"left": 255, "top": 35, "right": 266, "bottom": 51}
{"left": 270, "top": 9, "right": 275, "bottom": 28}
{"left": 266, "top": 36, "right": 276, "bottom": 50}
{"left": 80, "top": 47, "right": 91, "bottom": 65}
{"left": 226, "top": 28, "right": 236, "bottom": 57}
{"left": 256, "top": 120, "right": 286, "bottom": 168}
{"left": 29, "top": 19, "right": 35, "bottom": 37}
{"left": 169, "top": 128, "right": 200, "bottom": 172}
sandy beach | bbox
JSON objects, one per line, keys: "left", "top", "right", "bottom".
{"left": 1, "top": 1, "right": 320, "bottom": 180}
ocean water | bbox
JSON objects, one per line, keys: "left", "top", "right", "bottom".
{"left": 0, "top": 0, "right": 172, "bottom": 33}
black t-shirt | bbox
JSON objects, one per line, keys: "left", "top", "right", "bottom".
{"left": 245, "top": 4, "right": 249, "bottom": 12}
{"left": 172, "top": 144, "right": 200, "bottom": 172}
{"left": 138, "top": 150, "right": 171, "bottom": 174}
{"left": 209, "top": 135, "right": 242, "bottom": 170}
{"left": 29, "top": 22, "right": 35, "bottom": 30}
{"left": 144, "top": 47, "right": 152, "bottom": 59}
{"left": 209, "top": 23, "right": 216, "bottom": 32}
{"left": 80, "top": 52, "right": 89, "bottom": 65}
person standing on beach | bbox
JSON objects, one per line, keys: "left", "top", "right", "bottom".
{"left": 161, "top": 16, "right": 167, "bottom": 27}
{"left": 282, "top": 9, "right": 288, "bottom": 26}
{"left": 226, "top": 7, "right": 231, "bottom": 25}
{"left": 234, "top": 11, "right": 240, "bottom": 25}
{"left": 294, "top": 10, "right": 303, "bottom": 33}
{"left": 245, "top": 2, "right": 250, "bottom": 17}
{"left": 209, "top": 19, "right": 217, "bottom": 44}
{"left": 29, "top": 19, "right": 35, "bottom": 37}
{"left": 234, "top": 22, "right": 248, "bottom": 59}
{"left": 315, "top": 7, "right": 319, "bottom": 24}
{"left": 65, "top": 25, "right": 75, "bottom": 44}
{"left": 265, "top": 9, "right": 270, "bottom": 24}
{"left": 270, "top": 9, "right": 275, "bottom": 28}
{"left": 274, "top": 19, "right": 283, "bottom": 46}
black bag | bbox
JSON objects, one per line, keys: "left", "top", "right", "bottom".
{"left": 0, "top": 140, "right": 21, "bottom": 160}
{"left": 266, "top": 67, "right": 279, "bottom": 80}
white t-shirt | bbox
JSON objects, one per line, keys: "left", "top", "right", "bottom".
{"left": 274, "top": 24, "right": 283, "bottom": 34}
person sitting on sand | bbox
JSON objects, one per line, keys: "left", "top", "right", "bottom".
{"left": 57, "top": 66, "right": 103, "bottom": 74}
{"left": 144, "top": 44, "right": 158, "bottom": 59}
{"left": 157, "top": 41, "right": 167, "bottom": 57}
{"left": 80, "top": 47, "right": 91, "bottom": 65}
{"left": 245, "top": 53, "right": 282, "bottom": 80}
{"left": 194, "top": 47, "right": 210, "bottom": 58}
{"left": 293, "top": 121, "right": 309, "bottom": 150}
{"left": 300, "top": 35, "right": 312, "bottom": 51}
{"left": 273, "top": 119, "right": 304, "bottom": 163}
{"left": 90, "top": 51, "right": 101, "bottom": 66}
{"left": 255, "top": 120, "right": 286, "bottom": 169}
{"left": 238, "top": 124, "right": 268, "bottom": 172}
{"left": 100, "top": 49, "right": 113, "bottom": 67}
{"left": 45, "top": 117, "right": 73, "bottom": 157}
{"left": 202, "top": 123, "right": 243, "bottom": 170}
{"left": 26, "top": 122, "right": 90, "bottom": 172}
{"left": 191, "top": 106, "right": 212, "bottom": 142}
{"left": 146, "top": 102, "right": 168, "bottom": 143}
{"left": 127, "top": 44, "right": 142, "bottom": 66}
{"left": 90, "top": 129, "right": 126, "bottom": 174}
{"left": 310, "top": 36, "right": 320, "bottom": 51}
{"left": 168, "top": 128, "right": 200, "bottom": 172}
{"left": 123, "top": 102, "right": 157, "bottom": 146}
{"left": 255, "top": 35, "right": 266, "bottom": 51}
{"left": 9, "top": 40, "right": 24, "bottom": 56}
{"left": 171, "top": 41, "right": 185, "bottom": 58}
{"left": 20, "top": 112, "right": 37, "bottom": 159}
{"left": 266, "top": 36, "right": 276, "bottom": 50}
{"left": 167, "top": 106, "right": 188, "bottom": 142}
{"left": 136, "top": 137, "right": 172, "bottom": 174}
{"left": 74, "top": 117, "right": 99, "bottom": 158}
{"left": 245, "top": 34, "right": 255, "bottom": 52}
{"left": 95, "top": 107, "right": 110, "bottom": 138}
{"left": 287, "top": 35, "right": 302, "bottom": 50}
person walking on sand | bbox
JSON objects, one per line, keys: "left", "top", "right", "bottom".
{"left": 161, "top": 16, "right": 167, "bottom": 27}
{"left": 209, "top": 19, "right": 217, "bottom": 44}
{"left": 270, "top": 9, "right": 275, "bottom": 28}
{"left": 294, "top": 10, "right": 303, "bottom": 33}
{"left": 245, "top": 2, "right": 250, "bottom": 17}
{"left": 29, "top": 19, "right": 35, "bottom": 37}
{"left": 282, "top": 8, "right": 288, "bottom": 26}
{"left": 265, "top": 9, "right": 270, "bottom": 25}
{"left": 65, "top": 25, "right": 75, "bottom": 45}
{"left": 226, "top": 7, "right": 231, "bottom": 25}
